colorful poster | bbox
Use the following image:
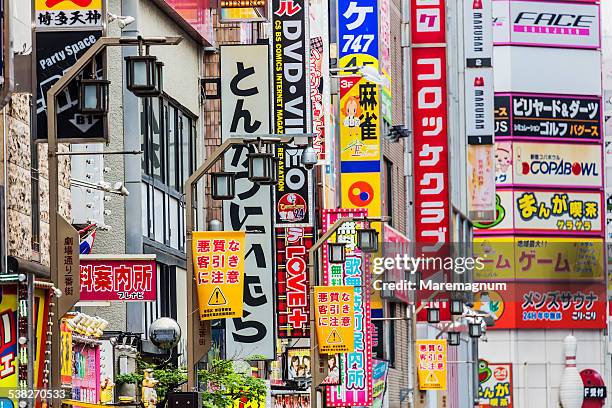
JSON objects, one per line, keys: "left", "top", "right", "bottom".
{"left": 276, "top": 227, "right": 313, "bottom": 337}
{"left": 314, "top": 286, "right": 355, "bottom": 354}
{"left": 514, "top": 190, "right": 603, "bottom": 234}
{"left": 0, "top": 286, "right": 17, "bottom": 398}
{"left": 371, "top": 359, "right": 389, "bottom": 408}
{"left": 192, "top": 231, "right": 246, "bottom": 321}
{"left": 473, "top": 282, "right": 606, "bottom": 329}
{"left": 309, "top": 0, "right": 330, "bottom": 161}
{"left": 474, "top": 236, "right": 604, "bottom": 281}
{"left": 275, "top": 146, "right": 314, "bottom": 227}
{"left": 60, "top": 320, "right": 73, "bottom": 386}
{"left": 286, "top": 348, "right": 312, "bottom": 381}
{"left": 468, "top": 145, "right": 496, "bottom": 221}
{"left": 322, "top": 209, "right": 373, "bottom": 407}
{"left": 411, "top": 45, "right": 450, "bottom": 259}
{"left": 495, "top": 142, "right": 513, "bottom": 185}
{"left": 221, "top": 44, "right": 275, "bottom": 360}
{"left": 272, "top": 394, "right": 311, "bottom": 407}
{"left": 35, "top": 0, "right": 103, "bottom": 29}
{"left": 478, "top": 361, "right": 513, "bottom": 408}
{"left": 80, "top": 255, "right": 157, "bottom": 301}
{"left": 511, "top": 142, "right": 602, "bottom": 188}
{"left": 492, "top": 0, "right": 600, "bottom": 49}
{"left": 416, "top": 340, "right": 447, "bottom": 391}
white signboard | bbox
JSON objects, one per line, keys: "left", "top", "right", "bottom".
{"left": 220, "top": 44, "right": 275, "bottom": 360}
{"left": 465, "top": 68, "right": 494, "bottom": 144}
{"left": 464, "top": 0, "right": 493, "bottom": 67}
{"left": 493, "top": 0, "right": 600, "bottom": 49}
{"left": 513, "top": 142, "right": 602, "bottom": 188}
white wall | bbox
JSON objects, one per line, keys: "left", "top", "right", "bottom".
{"left": 479, "top": 330, "right": 606, "bottom": 408}
{"left": 494, "top": 46, "right": 602, "bottom": 96}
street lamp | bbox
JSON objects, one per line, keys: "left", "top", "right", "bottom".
{"left": 78, "top": 78, "right": 110, "bottom": 114}
{"left": 447, "top": 331, "right": 461, "bottom": 346}
{"left": 357, "top": 227, "right": 379, "bottom": 253}
{"left": 469, "top": 321, "right": 482, "bottom": 339}
{"left": 247, "top": 151, "right": 275, "bottom": 183}
{"left": 211, "top": 172, "right": 235, "bottom": 200}
{"left": 427, "top": 306, "right": 440, "bottom": 324}
{"left": 328, "top": 242, "right": 347, "bottom": 264}
{"left": 125, "top": 55, "right": 159, "bottom": 96}
{"left": 136, "top": 61, "right": 164, "bottom": 97}
{"left": 450, "top": 298, "right": 464, "bottom": 316}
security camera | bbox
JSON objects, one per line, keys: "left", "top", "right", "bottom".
{"left": 301, "top": 146, "right": 318, "bottom": 170}
{"left": 108, "top": 13, "right": 135, "bottom": 29}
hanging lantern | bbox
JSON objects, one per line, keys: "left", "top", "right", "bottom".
{"left": 450, "top": 298, "right": 464, "bottom": 315}
{"left": 357, "top": 228, "right": 379, "bottom": 253}
{"left": 247, "top": 152, "right": 275, "bottom": 183}
{"left": 211, "top": 172, "right": 236, "bottom": 200}
{"left": 427, "top": 307, "right": 440, "bottom": 324}
{"left": 125, "top": 55, "right": 158, "bottom": 96}
{"left": 78, "top": 78, "right": 110, "bottom": 114}
{"left": 447, "top": 331, "right": 461, "bottom": 346}
{"left": 135, "top": 61, "right": 164, "bottom": 97}
{"left": 468, "top": 321, "right": 482, "bottom": 338}
{"left": 328, "top": 242, "right": 346, "bottom": 264}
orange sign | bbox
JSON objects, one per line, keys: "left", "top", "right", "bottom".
{"left": 416, "top": 339, "right": 447, "bottom": 390}
{"left": 314, "top": 286, "right": 355, "bottom": 354}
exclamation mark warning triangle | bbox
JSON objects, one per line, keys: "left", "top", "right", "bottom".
{"left": 425, "top": 371, "right": 438, "bottom": 385}
{"left": 327, "top": 329, "right": 343, "bottom": 344}
{"left": 208, "top": 287, "right": 227, "bottom": 306}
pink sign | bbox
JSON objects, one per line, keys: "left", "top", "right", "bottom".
{"left": 322, "top": 209, "right": 373, "bottom": 407}
{"left": 80, "top": 256, "right": 157, "bottom": 301}
{"left": 161, "top": 0, "right": 213, "bottom": 43}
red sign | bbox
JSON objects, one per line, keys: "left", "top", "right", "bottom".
{"left": 80, "top": 255, "right": 157, "bottom": 301}
{"left": 411, "top": 46, "right": 450, "bottom": 258}
{"left": 276, "top": 226, "right": 314, "bottom": 337}
{"left": 411, "top": 0, "right": 446, "bottom": 44}
{"left": 474, "top": 282, "right": 606, "bottom": 330}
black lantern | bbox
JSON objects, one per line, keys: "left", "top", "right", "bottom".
{"left": 328, "top": 242, "right": 346, "bottom": 264}
{"left": 211, "top": 172, "right": 235, "bottom": 200}
{"left": 125, "top": 55, "right": 159, "bottom": 96}
{"left": 447, "top": 331, "right": 461, "bottom": 346}
{"left": 450, "top": 298, "right": 464, "bottom": 315}
{"left": 357, "top": 228, "right": 379, "bottom": 253}
{"left": 247, "top": 152, "right": 275, "bottom": 183}
{"left": 135, "top": 61, "right": 164, "bottom": 97}
{"left": 256, "top": 157, "right": 279, "bottom": 186}
{"left": 469, "top": 321, "right": 482, "bottom": 338}
{"left": 426, "top": 307, "right": 440, "bottom": 324}
{"left": 78, "top": 78, "right": 110, "bottom": 114}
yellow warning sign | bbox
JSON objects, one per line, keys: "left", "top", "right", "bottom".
{"left": 192, "top": 231, "right": 245, "bottom": 320}
{"left": 314, "top": 286, "right": 355, "bottom": 354}
{"left": 416, "top": 339, "right": 447, "bottom": 390}
{"left": 208, "top": 287, "right": 227, "bottom": 306}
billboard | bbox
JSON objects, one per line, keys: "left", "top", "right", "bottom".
{"left": 35, "top": 0, "right": 103, "bottom": 29}
{"left": 322, "top": 209, "right": 373, "bottom": 407}
{"left": 468, "top": 145, "right": 496, "bottom": 221}
{"left": 80, "top": 255, "right": 157, "bottom": 302}
{"left": 465, "top": 68, "right": 495, "bottom": 145}
{"left": 416, "top": 340, "right": 447, "bottom": 391}
{"left": 494, "top": 93, "right": 601, "bottom": 141}
{"left": 410, "top": 0, "right": 446, "bottom": 45}
{"left": 337, "top": 0, "right": 378, "bottom": 67}
{"left": 492, "top": 0, "right": 600, "bottom": 49}
{"left": 412, "top": 46, "right": 450, "bottom": 257}
{"left": 276, "top": 227, "right": 313, "bottom": 338}
{"left": 478, "top": 361, "right": 513, "bottom": 408}
{"left": 474, "top": 236, "right": 604, "bottom": 281}
{"left": 511, "top": 142, "right": 602, "bottom": 188}
{"left": 464, "top": 0, "right": 493, "bottom": 68}
{"left": 275, "top": 146, "right": 314, "bottom": 226}
{"left": 309, "top": 0, "right": 330, "bottom": 161}
{"left": 220, "top": 44, "right": 275, "bottom": 360}
{"left": 472, "top": 282, "right": 606, "bottom": 329}
{"left": 314, "top": 286, "right": 356, "bottom": 354}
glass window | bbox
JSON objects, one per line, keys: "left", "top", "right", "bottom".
{"left": 151, "top": 98, "right": 163, "bottom": 181}
{"left": 180, "top": 114, "right": 191, "bottom": 191}
{"left": 141, "top": 182, "right": 149, "bottom": 235}
{"left": 154, "top": 188, "right": 165, "bottom": 243}
{"left": 169, "top": 196, "right": 179, "bottom": 249}
{"left": 167, "top": 105, "right": 178, "bottom": 191}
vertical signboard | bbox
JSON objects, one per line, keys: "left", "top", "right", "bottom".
{"left": 58, "top": 215, "right": 80, "bottom": 318}
{"left": 275, "top": 145, "right": 314, "bottom": 226}
{"left": 478, "top": 360, "right": 513, "bottom": 407}
{"left": 276, "top": 226, "right": 313, "bottom": 337}
{"left": 379, "top": 0, "right": 392, "bottom": 125}
{"left": 463, "top": 0, "right": 493, "bottom": 68}
{"left": 314, "top": 286, "right": 356, "bottom": 353}
{"left": 192, "top": 231, "right": 246, "bottom": 320}
{"left": 465, "top": 68, "right": 494, "bottom": 145}
{"left": 322, "top": 209, "right": 373, "bottom": 407}
{"left": 468, "top": 145, "right": 495, "bottom": 221}
{"left": 220, "top": 44, "right": 275, "bottom": 360}
{"left": 416, "top": 339, "right": 447, "bottom": 390}
{"left": 309, "top": 0, "right": 330, "bottom": 161}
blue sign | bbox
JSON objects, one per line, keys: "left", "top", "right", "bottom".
{"left": 338, "top": 0, "right": 379, "bottom": 61}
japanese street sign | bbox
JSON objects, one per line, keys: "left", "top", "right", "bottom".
{"left": 337, "top": 0, "right": 379, "bottom": 68}
{"left": 220, "top": 44, "right": 275, "bottom": 360}
{"left": 411, "top": 0, "right": 446, "bottom": 45}
{"left": 276, "top": 227, "right": 313, "bottom": 338}
{"left": 275, "top": 145, "right": 314, "bottom": 226}
{"left": 35, "top": 30, "right": 105, "bottom": 142}
{"left": 314, "top": 286, "right": 355, "bottom": 354}
{"left": 465, "top": 68, "right": 494, "bottom": 145}
{"left": 272, "top": 0, "right": 310, "bottom": 135}
{"left": 495, "top": 93, "right": 602, "bottom": 141}
{"left": 35, "top": 0, "right": 103, "bottom": 29}
{"left": 322, "top": 208, "right": 373, "bottom": 407}
{"left": 192, "top": 231, "right": 245, "bottom": 320}
{"left": 478, "top": 360, "right": 513, "bottom": 408}
{"left": 58, "top": 215, "right": 80, "bottom": 318}
{"left": 464, "top": 0, "right": 493, "bottom": 68}
{"left": 80, "top": 255, "right": 156, "bottom": 302}
{"left": 416, "top": 339, "right": 447, "bottom": 390}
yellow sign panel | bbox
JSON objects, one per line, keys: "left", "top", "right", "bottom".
{"left": 340, "top": 172, "right": 382, "bottom": 217}
{"left": 0, "top": 286, "right": 17, "bottom": 398}
{"left": 61, "top": 320, "right": 73, "bottom": 386}
{"left": 35, "top": 0, "right": 103, "bottom": 29}
{"left": 416, "top": 340, "right": 447, "bottom": 391}
{"left": 474, "top": 236, "right": 604, "bottom": 281}
{"left": 35, "top": 0, "right": 102, "bottom": 11}
{"left": 314, "top": 286, "right": 355, "bottom": 354}
{"left": 192, "top": 231, "right": 246, "bottom": 320}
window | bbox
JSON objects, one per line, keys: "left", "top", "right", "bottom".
{"left": 141, "top": 96, "right": 196, "bottom": 252}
